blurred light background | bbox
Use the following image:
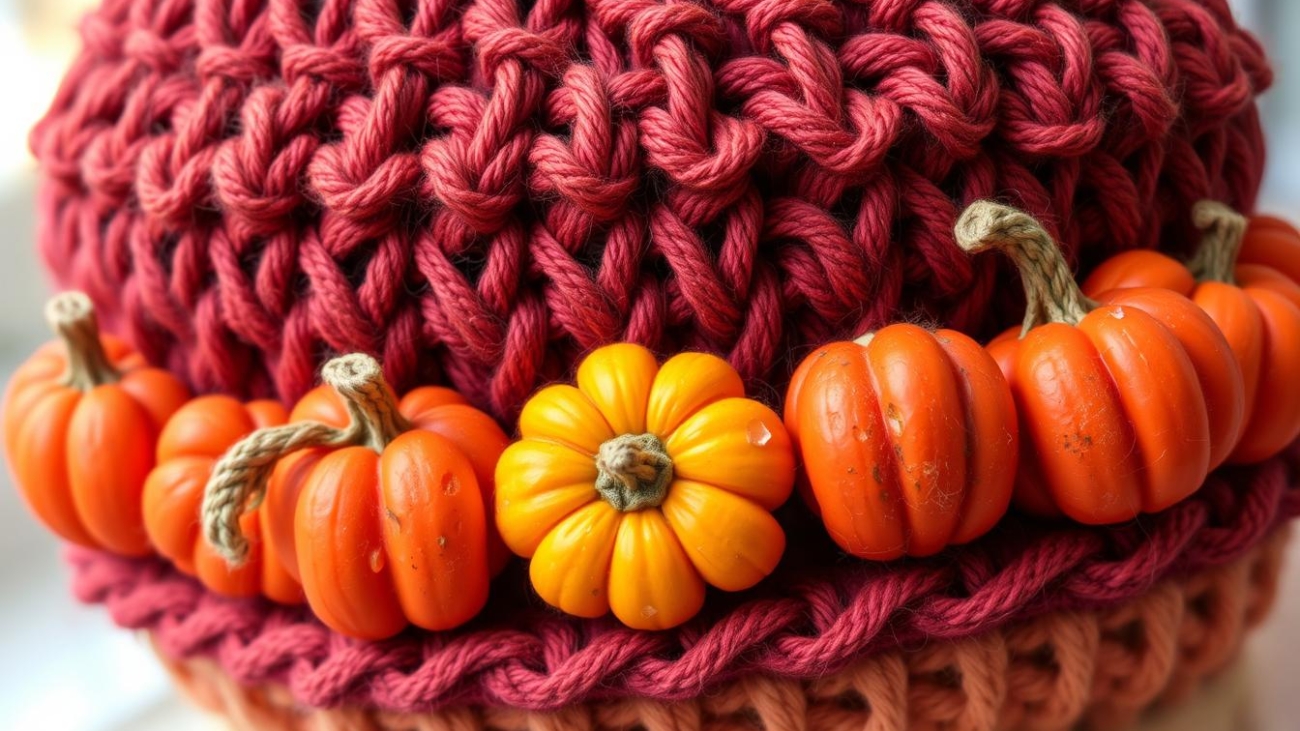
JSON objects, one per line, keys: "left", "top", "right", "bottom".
{"left": 0, "top": 1, "right": 211, "bottom": 729}
{"left": 0, "top": 1, "right": 1296, "bottom": 729}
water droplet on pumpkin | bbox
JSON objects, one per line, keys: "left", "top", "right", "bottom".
{"left": 441, "top": 473, "right": 459, "bottom": 495}
{"left": 747, "top": 419, "right": 772, "bottom": 446}
{"left": 369, "top": 550, "right": 385, "bottom": 573}
{"left": 1111, "top": 307, "right": 1125, "bottom": 319}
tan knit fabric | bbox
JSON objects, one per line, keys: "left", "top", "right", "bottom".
{"left": 157, "top": 527, "right": 1289, "bottom": 731}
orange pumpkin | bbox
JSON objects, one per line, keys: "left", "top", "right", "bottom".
{"left": 956, "top": 202, "right": 1214, "bottom": 525}
{"left": 262, "top": 379, "right": 512, "bottom": 582}
{"left": 202, "top": 354, "right": 506, "bottom": 640}
{"left": 1083, "top": 202, "right": 1300, "bottom": 464}
{"left": 784, "top": 324, "right": 1018, "bottom": 559}
{"left": 3, "top": 292, "right": 190, "bottom": 554}
{"left": 142, "top": 395, "right": 303, "bottom": 604}
{"left": 1239, "top": 214, "right": 1300, "bottom": 292}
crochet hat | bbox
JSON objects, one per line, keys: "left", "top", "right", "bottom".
{"left": 32, "top": 0, "right": 1271, "bottom": 420}
{"left": 21, "top": 0, "right": 1300, "bottom": 729}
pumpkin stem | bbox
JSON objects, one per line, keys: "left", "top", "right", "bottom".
{"left": 321, "top": 354, "right": 412, "bottom": 452}
{"left": 954, "top": 200, "right": 1096, "bottom": 336}
{"left": 594, "top": 433, "right": 673, "bottom": 512}
{"left": 1187, "top": 200, "right": 1247, "bottom": 284}
{"left": 201, "top": 353, "right": 408, "bottom": 566}
{"left": 45, "top": 292, "right": 119, "bottom": 390}
{"left": 201, "top": 419, "right": 347, "bottom": 565}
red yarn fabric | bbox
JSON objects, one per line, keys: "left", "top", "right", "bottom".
{"left": 29, "top": 0, "right": 1271, "bottom": 419}
{"left": 68, "top": 444, "right": 1300, "bottom": 712}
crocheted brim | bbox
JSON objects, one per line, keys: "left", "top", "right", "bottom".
{"left": 68, "top": 444, "right": 1300, "bottom": 715}
{"left": 159, "top": 525, "right": 1290, "bottom": 731}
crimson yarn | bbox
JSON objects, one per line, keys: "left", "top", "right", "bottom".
{"left": 70, "top": 443, "right": 1300, "bottom": 712}
{"left": 31, "top": 0, "right": 1271, "bottom": 419}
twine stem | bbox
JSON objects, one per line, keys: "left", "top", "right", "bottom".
{"left": 202, "top": 353, "right": 408, "bottom": 565}
{"left": 954, "top": 201, "right": 1097, "bottom": 336}
{"left": 1187, "top": 200, "right": 1248, "bottom": 284}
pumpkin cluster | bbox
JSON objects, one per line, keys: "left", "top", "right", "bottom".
{"left": 0, "top": 300, "right": 795, "bottom": 636}
{"left": 782, "top": 200, "right": 1300, "bottom": 557}
{"left": 4, "top": 200, "right": 1299, "bottom": 638}
{"left": 1, "top": 299, "right": 513, "bottom": 640}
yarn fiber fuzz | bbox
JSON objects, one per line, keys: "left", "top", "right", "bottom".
{"left": 69, "top": 442, "right": 1300, "bottom": 715}
{"left": 31, "top": 0, "right": 1270, "bottom": 420}
{"left": 157, "top": 525, "right": 1293, "bottom": 731}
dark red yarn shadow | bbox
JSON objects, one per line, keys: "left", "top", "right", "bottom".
{"left": 29, "top": 0, "right": 1271, "bottom": 421}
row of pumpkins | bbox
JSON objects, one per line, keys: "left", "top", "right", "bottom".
{"left": 5, "top": 201, "right": 1300, "bottom": 639}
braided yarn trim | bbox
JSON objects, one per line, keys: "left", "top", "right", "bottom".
{"left": 68, "top": 444, "right": 1300, "bottom": 714}
{"left": 31, "top": 0, "right": 1271, "bottom": 420}
{"left": 159, "top": 525, "right": 1289, "bottom": 731}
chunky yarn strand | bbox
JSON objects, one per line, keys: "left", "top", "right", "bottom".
{"left": 70, "top": 443, "right": 1300, "bottom": 713}
{"left": 29, "top": 0, "right": 1272, "bottom": 420}
{"left": 154, "top": 525, "right": 1292, "bottom": 731}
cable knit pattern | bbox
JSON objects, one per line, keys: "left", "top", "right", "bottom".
{"left": 68, "top": 443, "right": 1300, "bottom": 714}
{"left": 156, "top": 526, "right": 1288, "bottom": 730}
{"left": 30, "top": 0, "right": 1271, "bottom": 419}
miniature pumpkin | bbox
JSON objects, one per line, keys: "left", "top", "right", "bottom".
{"left": 495, "top": 344, "right": 794, "bottom": 630}
{"left": 1082, "top": 202, "right": 1300, "bottom": 464}
{"left": 1071, "top": 252, "right": 1245, "bottom": 471}
{"left": 203, "top": 354, "right": 505, "bottom": 640}
{"left": 262, "top": 381, "right": 512, "bottom": 580}
{"left": 1239, "top": 214, "right": 1300, "bottom": 289}
{"left": 3, "top": 292, "right": 190, "bottom": 555}
{"left": 784, "top": 324, "right": 1018, "bottom": 560}
{"left": 142, "top": 395, "right": 302, "bottom": 604}
{"left": 956, "top": 202, "right": 1214, "bottom": 525}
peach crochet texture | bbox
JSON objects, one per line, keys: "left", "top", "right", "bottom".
{"left": 68, "top": 443, "right": 1300, "bottom": 714}
{"left": 29, "top": 0, "right": 1270, "bottom": 420}
{"left": 159, "top": 526, "right": 1291, "bottom": 731}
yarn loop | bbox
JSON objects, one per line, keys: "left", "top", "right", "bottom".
{"left": 30, "top": 0, "right": 1271, "bottom": 419}
{"left": 70, "top": 442, "right": 1300, "bottom": 713}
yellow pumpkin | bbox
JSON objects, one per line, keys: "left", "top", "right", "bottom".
{"left": 495, "top": 344, "right": 795, "bottom": 630}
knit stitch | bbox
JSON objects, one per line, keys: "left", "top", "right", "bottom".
{"left": 154, "top": 526, "right": 1289, "bottom": 730}
{"left": 30, "top": 0, "right": 1271, "bottom": 420}
{"left": 68, "top": 442, "right": 1300, "bottom": 713}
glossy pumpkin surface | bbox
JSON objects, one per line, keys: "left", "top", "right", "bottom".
{"left": 1240, "top": 214, "right": 1300, "bottom": 286}
{"left": 286, "top": 429, "right": 487, "bottom": 639}
{"left": 957, "top": 202, "right": 1213, "bottom": 525}
{"left": 784, "top": 324, "right": 1018, "bottom": 559}
{"left": 206, "top": 355, "right": 506, "bottom": 641}
{"left": 1082, "top": 205, "right": 1300, "bottom": 464}
{"left": 495, "top": 344, "right": 794, "bottom": 630}
{"left": 3, "top": 293, "right": 190, "bottom": 555}
{"left": 264, "top": 383, "right": 512, "bottom": 582}
{"left": 1082, "top": 285, "right": 1245, "bottom": 471}
{"left": 142, "top": 395, "right": 302, "bottom": 604}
